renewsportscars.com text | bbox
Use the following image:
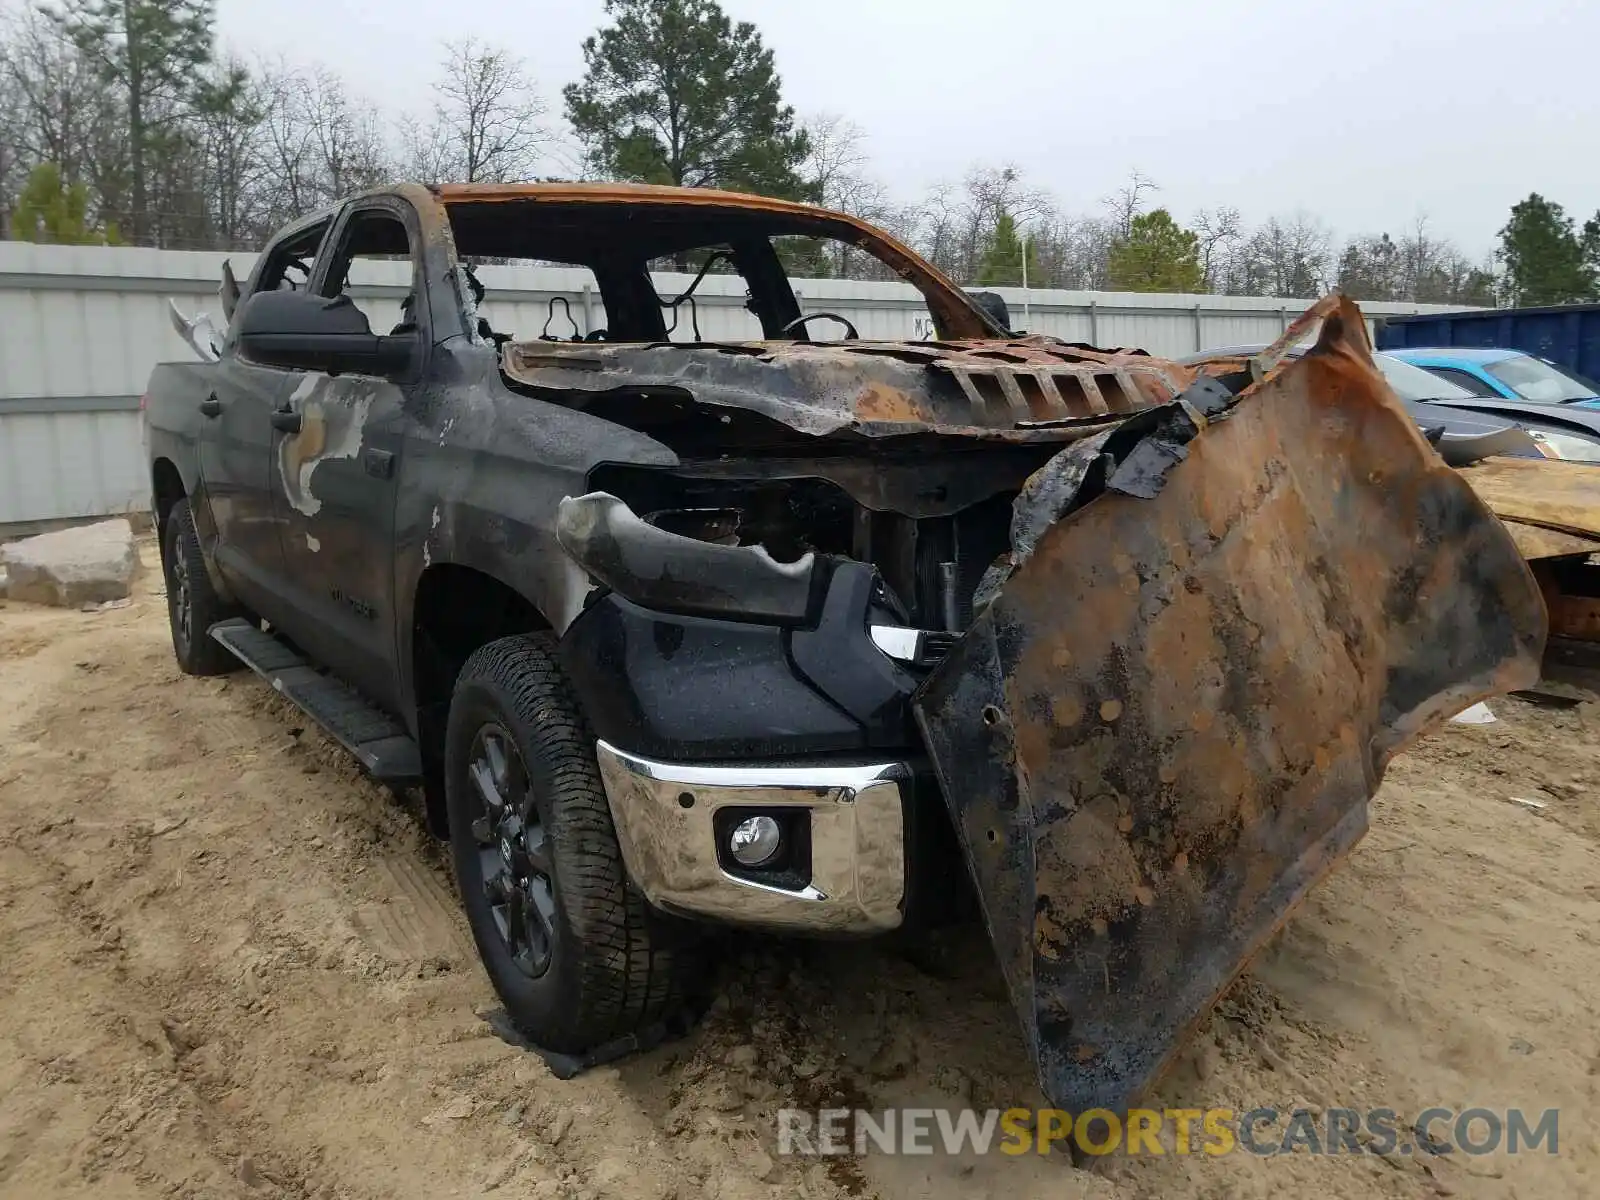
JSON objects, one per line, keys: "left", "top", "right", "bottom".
{"left": 777, "top": 1106, "right": 1560, "bottom": 1158}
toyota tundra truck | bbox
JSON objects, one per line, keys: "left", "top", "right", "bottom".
{"left": 143, "top": 182, "right": 1546, "bottom": 1114}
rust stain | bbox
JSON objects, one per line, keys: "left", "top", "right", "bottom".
{"left": 1051, "top": 695, "right": 1083, "bottom": 727}
{"left": 1034, "top": 909, "right": 1067, "bottom": 960}
{"left": 853, "top": 382, "right": 929, "bottom": 423}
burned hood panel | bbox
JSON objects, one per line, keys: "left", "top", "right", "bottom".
{"left": 503, "top": 338, "right": 1189, "bottom": 441}
{"left": 914, "top": 298, "right": 1545, "bottom": 1114}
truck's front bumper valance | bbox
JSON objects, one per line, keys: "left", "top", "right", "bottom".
{"left": 593, "top": 741, "right": 908, "bottom": 934}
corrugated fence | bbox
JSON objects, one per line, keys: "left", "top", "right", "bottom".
{"left": 0, "top": 241, "right": 1468, "bottom": 532}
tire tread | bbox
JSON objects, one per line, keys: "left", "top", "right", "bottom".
{"left": 449, "top": 633, "right": 692, "bottom": 1049}
{"left": 164, "top": 499, "right": 240, "bottom": 677}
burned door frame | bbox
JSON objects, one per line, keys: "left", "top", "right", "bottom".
{"left": 199, "top": 215, "right": 335, "bottom": 623}
{"left": 265, "top": 197, "right": 428, "bottom": 712}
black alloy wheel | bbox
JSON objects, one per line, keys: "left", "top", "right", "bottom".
{"left": 467, "top": 722, "right": 558, "bottom": 978}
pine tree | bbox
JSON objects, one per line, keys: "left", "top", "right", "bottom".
{"left": 1497, "top": 194, "right": 1594, "bottom": 305}
{"left": 1106, "top": 209, "right": 1204, "bottom": 293}
{"left": 50, "top": 0, "right": 220, "bottom": 243}
{"left": 10, "top": 160, "right": 116, "bottom": 243}
{"left": 564, "top": 0, "right": 812, "bottom": 199}
{"left": 975, "top": 211, "right": 1040, "bottom": 286}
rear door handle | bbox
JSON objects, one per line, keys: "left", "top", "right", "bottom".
{"left": 199, "top": 394, "right": 222, "bottom": 418}
{"left": 270, "top": 407, "right": 302, "bottom": 434}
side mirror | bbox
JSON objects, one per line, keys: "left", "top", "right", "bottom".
{"left": 236, "top": 290, "right": 415, "bottom": 378}
{"left": 966, "top": 289, "right": 1013, "bottom": 334}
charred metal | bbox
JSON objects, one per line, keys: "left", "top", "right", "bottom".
{"left": 144, "top": 181, "right": 1554, "bottom": 1126}
{"left": 555, "top": 492, "right": 817, "bottom": 625}
{"left": 917, "top": 302, "right": 1544, "bottom": 1114}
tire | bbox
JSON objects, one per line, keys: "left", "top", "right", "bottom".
{"left": 445, "top": 633, "right": 691, "bottom": 1053}
{"left": 163, "top": 499, "right": 241, "bottom": 676}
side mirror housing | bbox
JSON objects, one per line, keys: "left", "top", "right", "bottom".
{"left": 236, "top": 290, "right": 415, "bottom": 378}
{"left": 966, "top": 289, "right": 1013, "bottom": 334}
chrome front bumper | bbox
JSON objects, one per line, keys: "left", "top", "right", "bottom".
{"left": 593, "top": 741, "right": 908, "bottom": 934}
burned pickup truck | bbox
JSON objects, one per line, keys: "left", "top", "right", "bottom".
{"left": 145, "top": 182, "right": 1545, "bottom": 1115}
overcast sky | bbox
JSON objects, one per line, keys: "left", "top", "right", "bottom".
{"left": 216, "top": 0, "right": 1598, "bottom": 257}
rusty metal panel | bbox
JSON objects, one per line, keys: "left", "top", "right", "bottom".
{"left": 1497, "top": 520, "right": 1600, "bottom": 563}
{"left": 503, "top": 338, "right": 1194, "bottom": 442}
{"left": 914, "top": 300, "right": 1546, "bottom": 1115}
{"left": 1455, "top": 456, "right": 1600, "bottom": 541}
{"left": 1532, "top": 559, "right": 1600, "bottom": 643}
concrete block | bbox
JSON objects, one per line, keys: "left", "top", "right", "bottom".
{"left": 0, "top": 518, "right": 138, "bottom": 607}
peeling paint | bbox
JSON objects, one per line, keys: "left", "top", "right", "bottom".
{"left": 276, "top": 376, "right": 375, "bottom": 518}
{"left": 422, "top": 505, "right": 440, "bottom": 568}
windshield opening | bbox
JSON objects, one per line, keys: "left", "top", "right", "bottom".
{"left": 443, "top": 198, "right": 991, "bottom": 345}
{"left": 1485, "top": 355, "right": 1600, "bottom": 403}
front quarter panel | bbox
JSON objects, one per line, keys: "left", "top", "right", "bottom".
{"left": 394, "top": 339, "right": 678, "bottom": 673}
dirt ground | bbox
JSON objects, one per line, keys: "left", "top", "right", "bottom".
{"left": 1, "top": 542, "right": 1597, "bottom": 1200}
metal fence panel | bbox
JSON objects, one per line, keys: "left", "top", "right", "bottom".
{"left": 0, "top": 241, "right": 1469, "bottom": 531}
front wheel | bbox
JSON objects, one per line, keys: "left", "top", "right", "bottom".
{"left": 444, "top": 633, "right": 692, "bottom": 1053}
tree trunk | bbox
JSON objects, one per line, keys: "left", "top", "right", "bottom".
{"left": 124, "top": 3, "right": 147, "bottom": 244}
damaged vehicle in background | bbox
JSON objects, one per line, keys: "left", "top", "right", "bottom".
{"left": 143, "top": 183, "right": 1545, "bottom": 1117}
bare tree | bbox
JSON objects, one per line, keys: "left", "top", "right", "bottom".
{"left": 397, "top": 111, "right": 452, "bottom": 183}
{"left": 803, "top": 112, "right": 866, "bottom": 203}
{"left": 0, "top": 7, "right": 130, "bottom": 236}
{"left": 0, "top": 60, "right": 21, "bottom": 230}
{"left": 799, "top": 112, "right": 898, "bottom": 276}
{"left": 253, "top": 58, "right": 319, "bottom": 223}
{"left": 413, "top": 38, "right": 545, "bottom": 183}
{"left": 190, "top": 55, "right": 268, "bottom": 247}
{"left": 1234, "top": 213, "right": 1333, "bottom": 298}
{"left": 1104, "top": 168, "right": 1157, "bottom": 238}
{"left": 248, "top": 61, "right": 392, "bottom": 226}
{"left": 1338, "top": 215, "right": 1496, "bottom": 305}
{"left": 0, "top": 8, "right": 118, "bottom": 192}
{"left": 1337, "top": 231, "right": 1399, "bottom": 299}
{"left": 939, "top": 165, "right": 1046, "bottom": 283}
{"left": 1032, "top": 212, "right": 1118, "bottom": 290}
{"left": 907, "top": 179, "right": 954, "bottom": 278}
{"left": 303, "top": 66, "right": 391, "bottom": 200}
{"left": 1192, "top": 205, "right": 1243, "bottom": 293}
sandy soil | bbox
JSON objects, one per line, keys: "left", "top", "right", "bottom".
{"left": 1, "top": 543, "right": 1597, "bottom": 1200}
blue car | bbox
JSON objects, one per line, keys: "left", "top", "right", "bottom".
{"left": 1386, "top": 347, "right": 1600, "bottom": 408}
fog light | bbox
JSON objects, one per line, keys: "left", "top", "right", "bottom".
{"left": 728, "top": 815, "right": 782, "bottom": 866}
